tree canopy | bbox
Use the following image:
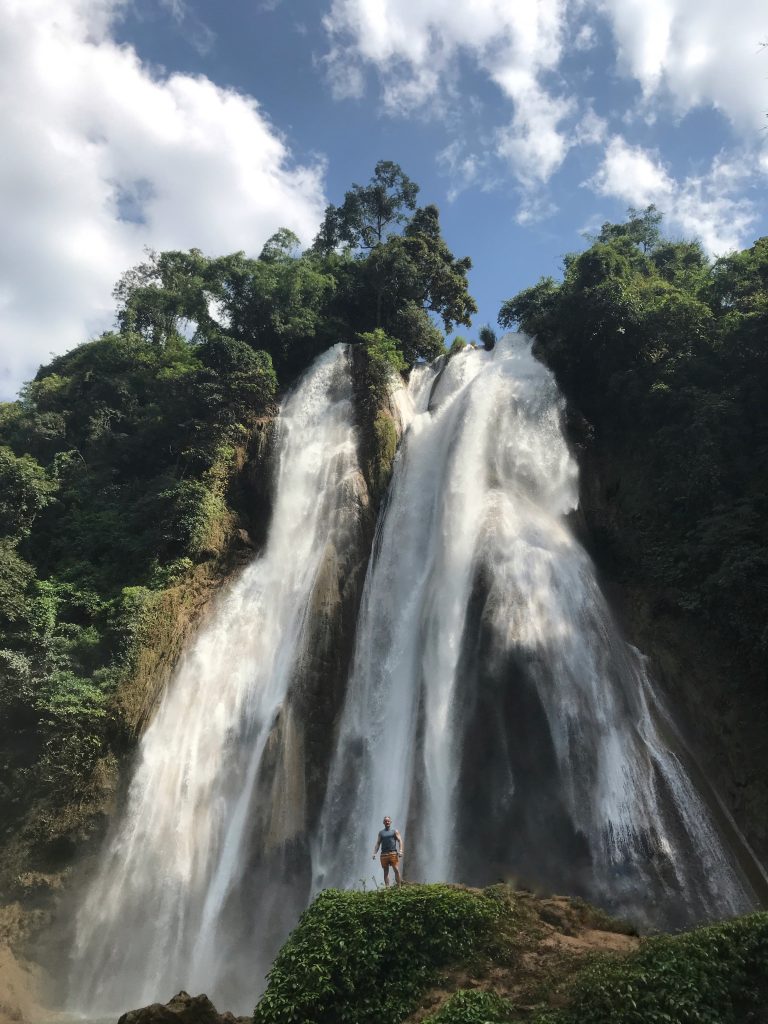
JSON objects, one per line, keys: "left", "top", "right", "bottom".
{"left": 312, "top": 161, "right": 476, "bottom": 361}
{"left": 108, "top": 164, "right": 475, "bottom": 379}
{"left": 313, "top": 160, "right": 420, "bottom": 252}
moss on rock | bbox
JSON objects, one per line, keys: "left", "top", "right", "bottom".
{"left": 370, "top": 409, "right": 398, "bottom": 499}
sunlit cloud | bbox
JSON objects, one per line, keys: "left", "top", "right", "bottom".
{"left": 0, "top": 0, "right": 326, "bottom": 398}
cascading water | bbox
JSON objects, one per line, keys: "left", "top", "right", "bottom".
{"left": 70, "top": 344, "right": 366, "bottom": 1015}
{"left": 71, "top": 335, "right": 764, "bottom": 1017}
{"left": 313, "top": 336, "right": 761, "bottom": 923}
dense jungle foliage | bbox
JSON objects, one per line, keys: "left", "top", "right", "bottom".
{"left": 0, "top": 163, "right": 475, "bottom": 866}
{"left": 252, "top": 883, "right": 768, "bottom": 1024}
{"left": 500, "top": 209, "right": 768, "bottom": 686}
{"left": 253, "top": 884, "right": 512, "bottom": 1024}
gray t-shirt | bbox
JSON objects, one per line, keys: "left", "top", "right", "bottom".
{"left": 379, "top": 828, "right": 398, "bottom": 854}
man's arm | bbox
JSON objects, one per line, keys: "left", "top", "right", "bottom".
{"left": 372, "top": 834, "right": 381, "bottom": 858}
{"left": 395, "top": 829, "right": 404, "bottom": 857}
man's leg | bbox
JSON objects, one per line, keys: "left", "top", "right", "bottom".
{"left": 392, "top": 858, "right": 402, "bottom": 885}
{"left": 382, "top": 859, "right": 390, "bottom": 887}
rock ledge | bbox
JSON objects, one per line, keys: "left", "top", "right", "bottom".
{"left": 118, "top": 990, "right": 250, "bottom": 1024}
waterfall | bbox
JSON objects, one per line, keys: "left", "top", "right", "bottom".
{"left": 313, "top": 336, "right": 760, "bottom": 923}
{"left": 70, "top": 344, "right": 365, "bottom": 1015}
{"left": 70, "top": 335, "right": 764, "bottom": 1017}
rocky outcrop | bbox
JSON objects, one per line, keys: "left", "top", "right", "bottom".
{"left": 0, "top": 903, "right": 48, "bottom": 1024}
{"left": 350, "top": 344, "right": 405, "bottom": 506}
{"left": 405, "top": 891, "right": 639, "bottom": 1023}
{"left": 0, "top": 944, "right": 42, "bottom": 1024}
{"left": 118, "top": 991, "right": 249, "bottom": 1024}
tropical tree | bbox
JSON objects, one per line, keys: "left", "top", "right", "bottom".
{"left": 313, "top": 160, "right": 419, "bottom": 252}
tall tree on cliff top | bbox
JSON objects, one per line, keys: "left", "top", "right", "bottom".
{"left": 313, "top": 161, "right": 476, "bottom": 362}
{"left": 313, "top": 160, "right": 420, "bottom": 251}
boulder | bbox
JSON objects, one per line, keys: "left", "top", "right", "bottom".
{"left": 117, "top": 991, "right": 249, "bottom": 1024}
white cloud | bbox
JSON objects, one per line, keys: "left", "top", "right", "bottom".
{"left": 0, "top": 0, "right": 326, "bottom": 398}
{"left": 160, "top": 0, "right": 216, "bottom": 56}
{"left": 598, "top": 0, "right": 768, "bottom": 131}
{"left": 574, "top": 24, "right": 597, "bottom": 51}
{"left": 575, "top": 106, "right": 608, "bottom": 146}
{"left": 515, "top": 193, "right": 559, "bottom": 226}
{"left": 322, "top": 0, "right": 577, "bottom": 185}
{"left": 588, "top": 137, "right": 760, "bottom": 254}
{"left": 437, "top": 141, "right": 481, "bottom": 202}
{"left": 322, "top": 0, "right": 768, "bottom": 214}
{"left": 495, "top": 80, "right": 575, "bottom": 187}
{"left": 589, "top": 137, "right": 674, "bottom": 207}
{"left": 321, "top": 44, "right": 367, "bottom": 100}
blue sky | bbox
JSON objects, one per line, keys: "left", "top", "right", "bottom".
{"left": 1, "top": 0, "right": 766, "bottom": 397}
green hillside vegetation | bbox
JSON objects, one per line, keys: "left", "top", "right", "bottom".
{"left": 499, "top": 209, "right": 768, "bottom": 678}
{"left": 0, "top": 163, "right": 475, "bottom": 884}
{"left": 252, "top": 883, "right": 768, "bottom": 1024}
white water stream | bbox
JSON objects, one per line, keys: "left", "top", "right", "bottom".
{"left": 70, "top": 345, "right": 362, "bottom": 1014}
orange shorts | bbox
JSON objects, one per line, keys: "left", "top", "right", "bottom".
{"left": 380, "top": 852, "right": 399, "bottom": 868}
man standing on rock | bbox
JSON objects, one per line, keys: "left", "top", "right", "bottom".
{"left": 372, "top": 815, "right": 403, "bottom": 887}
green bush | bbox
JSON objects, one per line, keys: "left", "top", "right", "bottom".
{"left": 370, "top": 410, "right": 398, "bottom": 498}
{"left": 359, "top": 328, "right": 407, "bottom": 410}
{"left": 253, "top": 885, "right": 508, "bottom": 1024}
{"left": 535, "top": 912, "right": 768, "bottom": 1024}
{"left": 448, "top": 335, "right": 467, "bottom": 358}
{"left": 424, "top": 989, "right": 515, "bottom": 1023}
{"left": 0, "top": 445, "right": 56, "bottom": 538}
{"left": 0, "top": 539, "right": 36, "bottom": 626}
{"left": 34, "top": 669, "right": 107, "bottom": 721}
{"left": 160, "top": 479, "right": 226, "bottom": 559}
{"left": 479, "top": 325, "right": 497, "bottom": 352}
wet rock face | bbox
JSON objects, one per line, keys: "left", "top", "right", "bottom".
{"left": 452, "top": 564, "right": 593, "bottom": 897}
{"left": 572, "top": 437, "right": 768, "bottom": 871}
{"left": 117, "top": 990, "right": 250, "bottom": 1024}
{"left": 240, "top": 420, "right": 278, "bottom": 552}
{"left": 288, "top": 471, "right": 375, "bottom": 828}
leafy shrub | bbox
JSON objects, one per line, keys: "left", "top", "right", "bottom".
{"left": 34, "top": 670, "right": 107, "bottom": 721}
{"left": 0, "top": 539, "right": 36, "bottom": 626}
{"left": 479, "top": 325, "right": 497, "bottom": 351}
{"left": 393, "top": 301, "right": 445, "bottom": 365}
{"left": 115, "top": 586, "right": 164, "bottom": 655}
{"left": 359, "top": 328, "right": 407, "bottom": 411}
{"left": 573, "top": 913, "right": 768, "bottom": 1024}
{"left": 0, "top": 445, "right": 56, "bottom": 537}
{"left": 370, "top": 410, "right": 398, "bottom": 498}
{"left": 160, "top": 479, "right": 227, "bottom": 559}
{"left": 448, "top": 335, "right": 467, "bottom": 358}
{"left": 253, "top": 885, "right": 508, "bottom": 1024}
{"left": 424, "top": 989, "right": 515, "bottom": 1023}
{"left": 535, "top": 912, "right": 768, "bottom": 1024}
